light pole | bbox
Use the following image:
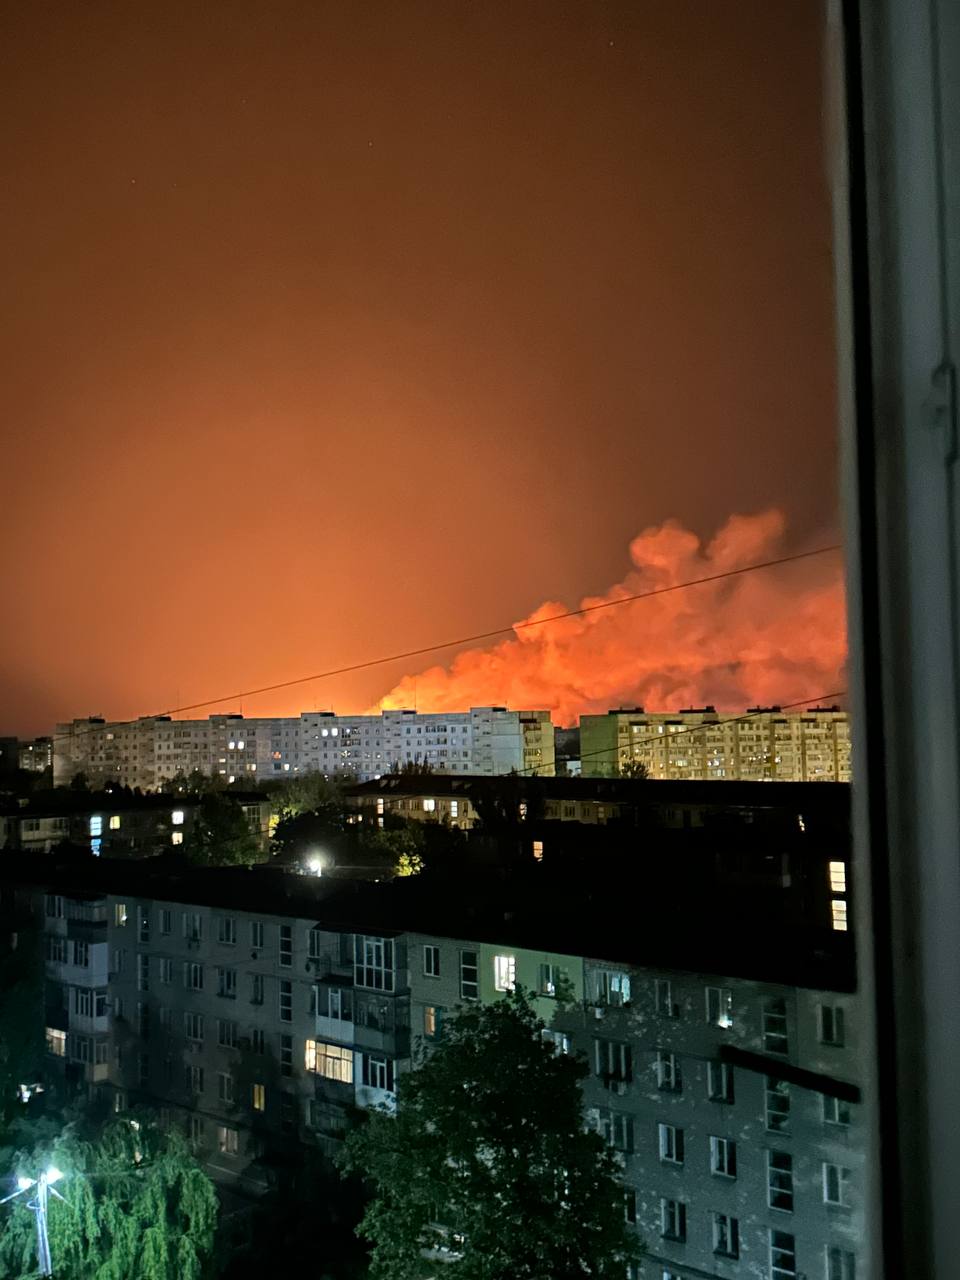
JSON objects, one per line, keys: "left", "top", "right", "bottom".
{"left": 0, "top": 1167, "right": 65, "bottom": 1278}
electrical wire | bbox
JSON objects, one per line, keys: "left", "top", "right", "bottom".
{"left": 51, "top": 543, "right": 842, "bottom": 745}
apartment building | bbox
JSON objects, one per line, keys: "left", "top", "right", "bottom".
{"left": 53, "top": 707, "right": 556, "bottom": 790}
{"left": 42, "top": 890, "right": 111, "bottom": 1088}
{"left": 580, "top": 706, "right": 851, "bottom": 782}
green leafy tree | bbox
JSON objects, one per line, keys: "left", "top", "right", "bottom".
{"left": 186, "top": 794, "right": 261, "bottom": 866}
{"left": 339, "top": 989, "right": 641, "bottom": 1280}
{"left": 359, "top": 823, "right": 426, "bottom": 877}
{"left": 0, "top": 1117, "right": 218, "bottom": 1279}
{"left": 618, "top": 760, "right": 650, "bottom": 780}
{"left": 267, "top": 771, "right": 346, "bottom": 823}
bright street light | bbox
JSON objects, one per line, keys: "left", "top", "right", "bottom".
{"left": 16, "top": 1177, "right": 33, "bottom": 1191}
{"left": 306, "top": 850, "right": 325, "bottom": 876}
{"left": 1, "top": 1167, "right": 68, "bottom": 1277}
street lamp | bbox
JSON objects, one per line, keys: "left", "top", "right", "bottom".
{"left": 306, "top": 850, "right": 325, "bottom": 876}
{"left": 1, "top": 1167, "right": 65, "bottom": 1278}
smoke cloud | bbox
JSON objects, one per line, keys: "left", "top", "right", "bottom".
{"left": 377, "top": 511, "right": 846, "bottom": 724}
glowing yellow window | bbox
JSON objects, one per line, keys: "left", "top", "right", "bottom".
{"left": 829, "top": 861, "right": 847, "bottom": 893}
{"left": 831, "top": 899, "right": 848, "bottom": 931}
{"left": 252, "top": 1083, "right": 265, "bottom": 1112}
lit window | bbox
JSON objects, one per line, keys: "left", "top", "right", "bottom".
{"left": 305, "top": 1040, "right": 354, "bottom": 1082}
{"left": 237, "top": 740, "right": 245, "bottom": 749}
{"left": 831, "top": 898, "right": 848, "bottom": 930}
{"left": 109, "top": 815, "right": 121, "bottom": 830}
{"left": 171, "top": 831, "right": 183, "bottom": 846}
{"left": 252, "top": 1083, "right": 265, "bottom": 1112}
{"left": 424, "top": 1005, "right": 438, "bottom": 1038}
{"left": 532, "top": 839, "right": 544, "bottom": 861}
{"left": 450, "top": 799, "right": 459, "bottom": 819}
{"left": 45, "top": 1028, "right": 66, "bottom": 1057}
{"left": 494, "top": 954, "right": 516, "bottom": 992}
{"left": 89, "top": 815, "right": 103, "bottom": 836}
{"left": 114, "top": 903, "right": 128, "bottom": 927}
{"left": 423, "top": 798, "right": 436, "bottom": 812}
{"left": 171, "top": 810, "right": 184, "bottom": 825}
{"left": 829, "top": 860, "right": 847, "bottom": 892}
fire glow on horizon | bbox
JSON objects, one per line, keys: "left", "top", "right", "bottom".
{"left": 376, "top": 510, "right": 846, "bottom": 725}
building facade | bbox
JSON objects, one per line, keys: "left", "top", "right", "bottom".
{"left": 580, "top": 707, "right": 851, "bottom": 782}
{"left": 53, "top": 707, "right": 556, "bottom": 790}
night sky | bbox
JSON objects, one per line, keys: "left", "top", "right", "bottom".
{"left": 1, "top": 1, "right": 841, "bottom": 735}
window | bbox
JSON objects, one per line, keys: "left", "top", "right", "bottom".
{"left": 306, "top": 1040, "right": 354, "bottom": 1083}
{"left": 252, "top": 1083, "right": 266, "bottom": 1112}
{"left": 159, "top": 957, "right": 173, "bottom": 985}
{"left": 660, "top": 1198, "right": 686, "bottom": 1243}
{"left": 361, "top": 1054, "right": 394, "bottom": 1092}
{"left": 494, "top": 954, "right": 516, "bottom": 992}
{"left": 823, "top": 1163, "right": 851, "bottom": 1206}
{"left": 279, "top": 979, "right": 292, "bottom": 1022}
{"left": 90, "top": 815, "right": 102, "bottom": 836}
{"left": 114, "top": 903, "right": 128, "bottom": 927}
{"left": 706, "top": 986, "right": 733, "bottom": 1027}
{"left": 423, "top": 944, "right": 441, "bottom": 977}
{"left": 707, "top": 1059, "right": 734, "bottom": 1103}
{"left": 656, "top": 1050, "right": 681, "bottom": 1092}
{"left": 424, "top": 1005, "right": 443, "bottom": 1039}
{"left": 172, "top": 809, "right": 184, "bottom": 825}
{"left": 763, "top": 998, "right": 789, "bottom": 1054}
{"left": 251, "top": 1028, "right": 265, "bottom": 1055}
{"left": 532, "top": 838, "right": 543, "bottom": 860}
{"left": 820, "top": 1005, "right": 846, "bottom": 1046}
{"left": 655, "top": 978, "right": 677, "bottom": 1017}
{"left": 138, "top": 908, "right": 150, "bottom": 944}
{"left": 459, "top": 950, "right": 479, "bottom": 1000}
{"left": 829, "top": 860, "right": 847, "bottom": 892}
{"left": 217, "top": 1125, "right": 238, "bottom": 1155}
{"left": 159, "top": 909, "right": 171, "bottom": 935}
{"left": 768, "top": 1150, "right": 794, "bottom": 1212}
{"left": 541, "top": 1028, "right": 571, "bottom": 1054}
{"left": 538, "top": 962, "right": 561, "bottom": 996}
{"left": 218, "top": 1019, "right": 238, "bottom": 1049}
{"left": 827, "top": 1246, "right": 856, "bottom": 1280}
{"left": 713, "top": 1213, "right": 739, "bottom": 1259}
{"left": 189, "top": 1116, "right": 204, "bottom": 1146}
{"left": 75, "top": 987, "right": 93, "bottom": 1016}
{"left": 593, "top": 1109, "right": 632, "bottom": 1151}
{"left": 182, "top": 912, "right": 202, "bottom": 942}
{"left": 658, "top": 1122, "right": 684, "bottom": 1165}
{"left": 185, "top": 1012, "right": 204, "bottom": 1042}
{"left": 108, "top": 813, "right": 120, "bottom": 829}
{"left": 250, "top": 973, "right": 264, "bottom": 1004}
{"left": 355, "top": 936, "right": 395, "bottom": 991}
{"left": 769, "top": 1229, "right": 796, "bottom": 1278}
{"left": 596, "top": 969, "right": 631, "bottom": 1006}
{"left": 95, "top": 989, "right": 108, "bottom": 1017}
{"left": 766, "top": 1077, "right": 790, "bottom": 1132}
{"left": 186, "top": 1064, "right": 204, "bottom": 1095}
{"left": 72, "top": 940, "right": 89, "bottom": 968}
{"left": 137, "top": 953, "right": 149, "bottom": 992}
{"left": 308, "top": 926, "right": 325, "bottom": 961}
{"left": 280, "top": 1033, "right": 293, "bottom": 1076}
{"left": 623, "top": 1188, "right": 637, "bottom": 1224}
{"left": 217, "top": 967, "right": 237, "bottom": 999}
{"left": 218, "top": 916, "right": 237, "bottom": 946}
{"left": 831, "top": 898, "right": 848, "bottom": 930}
{"left": 279, "top": 924, "right": 292, "bottom": 967}
{"left": 823, "top": 1093, "right": 852, "bottom": 1125}
{"left": 171, "top": 831, "right": 184, "bottom": 846}
{"left": 710, "top": 1135, "right": 737, "bottom": 1177}
{"left": 218, "top": 1072, "right": 234, "bottom": 1104}
{"left": 251, "top": 920, "right": 264, "bottom": 949}
{"left": 46, "top": 935, "right": 67, "bottom": 964}
{"left": 46, "top": 1027, "right": 66, "bottom": 1057}
{"left": 184, "top": 962, "right": 203, "bottom": 991}
{"left": 596, "top": 1039, "right": 632, "bottom": 1087}
{"left": 423, "top": 798, "right": 436, "bottom": 812}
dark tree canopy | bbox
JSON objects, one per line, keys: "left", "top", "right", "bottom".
{"left": 339, "top": 989, "right": 641, "bottom": 1280}
{"left": 185, "top": 794, "right": 261, "bottom": 866}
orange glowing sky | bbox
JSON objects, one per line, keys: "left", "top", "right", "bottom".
{"left": 1, "top": 1, "right": 841, "bottom": 735}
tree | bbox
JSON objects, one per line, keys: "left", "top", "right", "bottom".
{"left": 0, "top": 931, "right": 44, "bottom": 1135}
{"left": 68, "top": 772, "right": 89, "bottom": 792}
{"left": 0, "top": 1116, "right": 218, "bottom": 1279}
{"left": 185, "top": 794, "right": 261, "bottom": 866}
{"left": 339, "top": 989, "right": 641, "bottom": 1280}
{"left": 267, "top": 771, "right": 346, "bottom": 823}
{"left": 618, "top": 760, "right": 650, "bottom": 780}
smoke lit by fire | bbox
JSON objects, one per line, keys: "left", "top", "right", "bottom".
{"left": 377, "top": 511, "right": 846, "bottom": 724}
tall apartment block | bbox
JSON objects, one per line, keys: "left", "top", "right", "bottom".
{"left": 580, "top": 706, "right": 851, "bottom": 782}
{"left": 53, "top": 707, "right": 556, "bottom": 790}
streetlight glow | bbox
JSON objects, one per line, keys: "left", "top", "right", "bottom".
{"left": 17, "top": 1176, "right": 34, "bottom": 1191}
{"left": 45, "top": 1168, "right": 63, "bottom": 1185}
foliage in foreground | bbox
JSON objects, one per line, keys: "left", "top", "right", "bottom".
{"left": 339, "top": 989, "right": 641, "bottom": 1280}
{"left": 0, "top": 1116, "right": 218, "bottom": 1280}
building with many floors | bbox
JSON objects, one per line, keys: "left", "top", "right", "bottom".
{"left": 580, "top": 706, "right": 851, "bottom": 782}
{"left": 53, "top": 707, "right": 556, "bottom": 790}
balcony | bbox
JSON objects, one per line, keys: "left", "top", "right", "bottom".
{"left": 353, "top": 1023, "right": 410, "bottom": 1057}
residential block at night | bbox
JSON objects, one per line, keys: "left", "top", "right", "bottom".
{"left": 52, "top": 707, "right": 556, "bottom": 790}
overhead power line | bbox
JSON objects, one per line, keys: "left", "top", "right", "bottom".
{"left": 53, "top": 542, "right": 842, "bottom": 744}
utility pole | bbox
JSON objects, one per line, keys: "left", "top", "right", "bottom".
{"left": 0, "top": 1167, "right": 65, "bottom": 1278}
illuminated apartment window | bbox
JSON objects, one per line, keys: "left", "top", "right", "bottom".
{"left": 829, "top": 860, "right": 847, "bottom": 893}
{"left": 45, "top": 1028, "right": 66, "bottom": 1057}
{"left": 109, "top": 815, "right": 120, "bottom": 830}
{"left": 252, "top": 1083, "right": 266, "bottom": 1112}
{"left": 114, "top": 903, "right": 128, "bottom": 927}
{"left": 494, "top": 954, "right": 516, "bottom": 992}
{"left": 706, "top": 986, "right": 733, "bottom": 1028}
{"left": 832, "top": 898, "right": 848, "bottom": 931}
{"left": 424, "top": 1005, "right": 441, "bottom": 1039}
{"left": 171, "top": 810, "right": 184, "bottom": 825}
{"left": 423, "top": 798, "right": 436, "bottom": 812}
{"left": 532, "top": 839, "right": 544, "bottom": 861}
{"left": 89, "top": 815, "right": 103, "bottom": 837}
{"left": 305, "top": 1040, "right": 354, "bottom": 1082}
{"left": 450, "top": 799, "right": 459, "bottom": 819}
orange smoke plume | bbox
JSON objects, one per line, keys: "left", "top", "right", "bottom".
{"left": 377, "top": 511, "right": 846, "bottom": 724}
